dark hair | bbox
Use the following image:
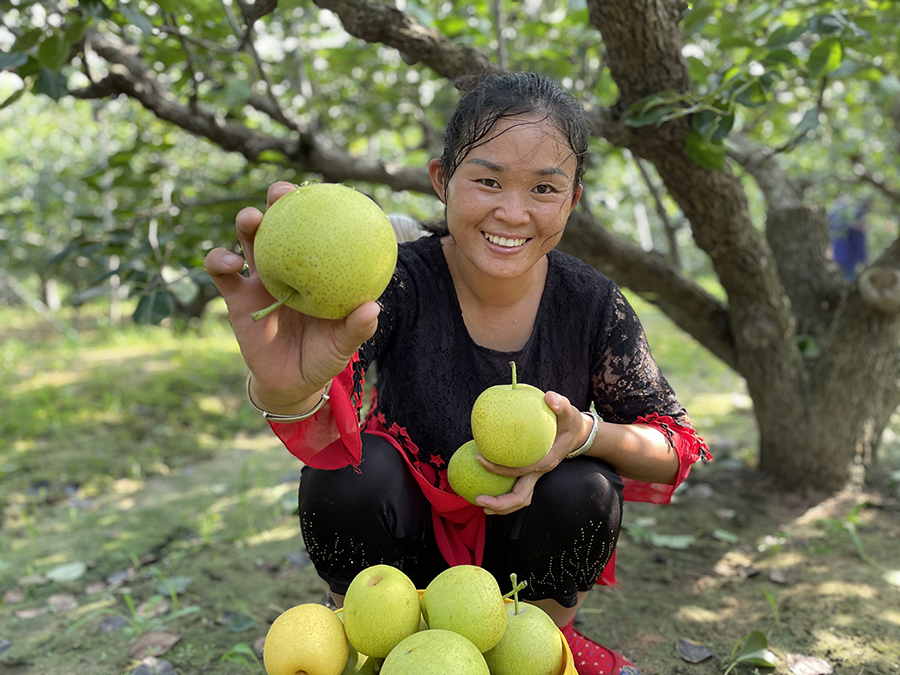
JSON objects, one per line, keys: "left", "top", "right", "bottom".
{"left": 438, "top": 72, "right": 590, "bottom": 198}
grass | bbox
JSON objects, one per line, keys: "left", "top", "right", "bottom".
{"left": 1, "top": 294, "right": 898, "bottom": 675}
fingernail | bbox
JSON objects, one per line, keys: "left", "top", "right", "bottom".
{"left": 223, "top": 253, "right": 242, "bottom": 265}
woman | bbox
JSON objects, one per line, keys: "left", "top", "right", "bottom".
{"left": 204, "top": 72, "right": 709, "bottom": 675}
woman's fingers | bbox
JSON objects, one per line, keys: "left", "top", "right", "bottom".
{"left": 235, "top": 206, "right": 263, "bottom": 275}
{"left": 203, "top": 248, "right": 247, "bottom": 300}
{"left": 477, "top": 474, "right": 537, "bottom": 516}
{"left": 267, "top": 181, "right": 297, "bottom": 208}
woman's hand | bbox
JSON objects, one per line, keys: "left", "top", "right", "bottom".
{"left": 474, "top": 391, "right": 592, "bottom": 516}
{"left": 203, "top": 181, "right": 381, "bottom": 413}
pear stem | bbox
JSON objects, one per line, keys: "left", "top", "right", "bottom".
{"left": 250, "top": 291, "right": 294, "bottom": 322}
{"left": 509, "top": 360, "right": 517, "bottom": 389}
{"left": 502, "top": 574, "right": 528, "bottom": 615}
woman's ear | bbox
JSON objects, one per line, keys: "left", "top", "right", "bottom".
{"left": 571, "top": 184, "right": 583, "bottom": 209}
{"left": 428, "top": 158, "right": 446, "bottom": 203}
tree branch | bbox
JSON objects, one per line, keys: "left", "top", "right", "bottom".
{"left": 559, "top": 208, "right": 738, "bottom": 369}
{"left": 69, "top": 30, "right": 434, "bottom": 193}
{"left": 313, "top": 0, "right": 498, "bottom": 89}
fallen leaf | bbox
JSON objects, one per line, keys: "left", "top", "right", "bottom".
{"left": 769, "top": 567, "right": 799, "bottom": 585}
{"left": 15, "top": 607, "right": 48, "bottom": 619}
{"left": 18, "top": 574, "right": 47, "bottom": 587}
{"left": 675, "top": 638, "right": 716, "bottom": 663}
{"left": 787, "top": 653, "right": 833, "bottom": 675}
{"left": 137, "top": 597, "right": 171, "bottom": 620}
{"left": 129, "top": 656, "right": 177, "bottom": 675}
{"left": 47, "top": 593, "right": 79, "bottom": 612}
{"left": 129, "top": 631, "right": 182, "bottom": 659}
{"left": 3, "top": 587, "right": 24, "bottom": 604}
{"left": 712, "top": 529, "right": 740, "bottom": 543}
{"left": 84, "top": 581, "right": 107, "bottom": 595}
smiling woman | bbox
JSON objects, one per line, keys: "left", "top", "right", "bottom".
{"left": 204, "top": 71, "right": 710, "bottom": 675}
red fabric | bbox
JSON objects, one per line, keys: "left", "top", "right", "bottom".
{"left": 561, "top": 618, "right": 640, "bottom": 674}
{"left": 268, "top": 358, "right": 710, "bottom": 586}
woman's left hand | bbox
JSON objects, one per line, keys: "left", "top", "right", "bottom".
{"left": 474, "top": 391, "right": 592, "bottom": 516}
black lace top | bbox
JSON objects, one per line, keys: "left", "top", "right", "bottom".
{"left": 355, "top": 234, "right": 689, "bottom": 477}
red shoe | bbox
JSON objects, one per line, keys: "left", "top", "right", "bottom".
{"left": 560, "top": 619, "right": 641, "bottom": 675}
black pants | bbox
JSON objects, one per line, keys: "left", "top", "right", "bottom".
{"left": 298, "top": 433, "right": 623, "bottom": 608}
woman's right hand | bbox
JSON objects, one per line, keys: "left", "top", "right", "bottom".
{"left": 203, "top": 181, "right": 382, "bottom": 414}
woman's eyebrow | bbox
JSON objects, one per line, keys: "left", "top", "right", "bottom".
{"left": 466, "top": 157, "right": 570, "bottom": 179}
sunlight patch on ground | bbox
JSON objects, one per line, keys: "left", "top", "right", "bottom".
{"left": 244, "top": 522, "right": 302, "bottom": 547}
{"left": 10, "top": 369, "right": 83, "bottom": 394}
{"left": 881, "top": 609, "right": 900, "bottom": 626}
{"left": 814, "top": 580, "right": 876, "bottom": 599}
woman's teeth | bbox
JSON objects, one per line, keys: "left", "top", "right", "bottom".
{"left": 484, "top": 233, "right": 527, "bottom": 248}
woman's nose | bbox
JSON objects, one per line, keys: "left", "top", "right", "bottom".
{"left": 494, "top": 192, "right": 531, "bottom": 225}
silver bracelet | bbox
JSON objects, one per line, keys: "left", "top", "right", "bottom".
{"left": 246, "top": 372, "right": 332, "bottom": 422}
{"left": 567, "top": 410, "right": 601, "bottom": 459}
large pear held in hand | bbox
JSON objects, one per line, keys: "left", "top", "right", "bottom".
{"left": 448, "top": 439, "right": 517, "bottom": 505}
{"left": 471, "top": 361, "right": 557, "bottom": 467}
{"left": 342, "top": 564, "right": 421, "bottom": 659}
{"left": 420, "top": 565, "right": 507, "bottom": 653}
{"left": 252, "top": 183, "right": 398, "bottom": 320}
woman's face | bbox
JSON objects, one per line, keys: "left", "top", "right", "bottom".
{"left": 429, "top": 115, "right": 581, "bottom": 281}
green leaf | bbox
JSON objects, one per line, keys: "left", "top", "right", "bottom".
{"left": 0, "top": 75, "right": 34, "bottom": 110}
{"left": 767, "top": 24, "right": 807, "bottom": 48}
{"left": 809, "top": 14, "right": 844, "bottom": 36}
{"left": 12, "top": 27, "right": 43, "bottom": 52}
{"left": 64, "top": 18, "right": 90, "bottom": 45}
{"left": 712, "top": 529, "right": 740, "bottom": 543}
{"left": 117, "top": 5, "right": 155, "bottom": 35}
{"left": 47, "top": 561, "right": 88, "bottom": 582}
{"left": 37, "top": 32, "right": 67, "bottom": 70}
{"left": 35, "top": 68, "right": 68, "bottom": 101}
{"left": 808, "top": 37, "right": 842, "bottom": 77}
{"left": 684, "top": 130, "right": 725, "bottom": 171}
{"left": 0, "top": 51, "right": 29, "bottom": 69}
{"left": 648, "top": 533, "right": 696, "bottom": 549}
{"left": 732, "top": 631, "right": 778, "bottom": 668}
{"left": 134, "top": 289, "right": 175, "bottom": 325}
{"left": 227, "top": 613, "right": 258, "bottom": 632}
{"left": 156, "top": 575, "right": 193, "bottom": 595}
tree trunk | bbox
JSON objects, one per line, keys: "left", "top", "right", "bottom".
{"left": 584, "top": 0, "right": 900, "bottom": 491}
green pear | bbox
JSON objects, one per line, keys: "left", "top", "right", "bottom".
{"left": 380, "top": 629, "right": 489, "bottom": 675}
{"left": 251, "top": 182, "right": 398, "bottom": 320}
{"left": 342, "top": 564, "right": 421, "bottom": 659}
{"left": 420, "top": 565, "right": 507, "bottom": 652}
{"left": 448, "top": 439, "right": 517, "bottom": 505}
{"left": 483, "top": 597, "right": 564, "bottom": 675}
{"left": 470, "top": 361, "right": 557, "bottom": 467}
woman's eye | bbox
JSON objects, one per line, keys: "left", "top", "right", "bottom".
{"left": 479, "top": 178, "right": 500, "bottom": 188}
{"left": 534, "top": 184, "right": 558, "bottom": 195}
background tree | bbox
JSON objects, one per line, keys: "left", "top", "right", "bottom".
{"left": 2, "top": 0, "right": 898, "bottom": 492}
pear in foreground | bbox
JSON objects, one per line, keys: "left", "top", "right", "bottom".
{"left": 342, "top": 564, "right": 421, "bottom": 658}
{"left": 448, "top": 439, "right": 517, "bottom": 505}
{"left": 471, "top": 361, "right": 557, "bottom": 467}
{"left": 420, "top": 565, "right": 507, "bottom": 652}
{"left": 483, "top": 602, "right": 565, "bottom": 675}
{"left": 252, "top": 182, "right": 398, "bottom": 320}
{"left": 262, "top": 602, "right": 349, "bottom": 675}
{"left": 380, "top": 629, "right": 489, "bottom": 675}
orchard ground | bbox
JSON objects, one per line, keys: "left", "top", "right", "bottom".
{"left": 1, "top": 295, "right": 898, "bottom": 675}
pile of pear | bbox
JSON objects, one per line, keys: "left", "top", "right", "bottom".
{"left": 449, "top": 361, "right": 557, "bottom": 504}
{"left": 262, "top": 563, "right": 566, "bottom": 675}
